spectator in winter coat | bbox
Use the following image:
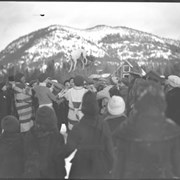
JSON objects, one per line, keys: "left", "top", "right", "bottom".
{"left": 29, "top": 80, "right": 39, "bottom": 119}
{"left": 126, "top": 71, "right": 142, "bottom": 116}
{"left": 12, "top": 73, "right": 33, "bottom": 132}
{"left": 96, "top": 76, "right": 118, "bottom": 100}
{"left": 57, "top": 79, "right": 71, "bottom": 132}
{"left": 23, "top": 106, "right": 66, "bottom": 178}
{"left": 33, "top": 73, "right": 58, "bottom": 109}
{"left": 166, "top": 87, "right": 180, "bottom": 126}
{"left": 0, "top": 115, "right": 24, "bottom": 178}
{"left": 51, "top": 81, "right": 64, "bottom": 131}
{"left": 65, "top": 91, "right": 115, "bottom": 179}
{"left": 126, "top": 77, "right": 146, "bottom": 116}
{"left": 112, "top": 81, "right": 180, "bottom": 179}
{"left": 108, "top": 79, "right": 128, "bottom": 102}
{"left": 104, "top": 95, "right": 126, "bottom": 144}
{"left": 97, "top": 76, "right": 119, "bottom": 118}
{"left": 63, "top": 75, "right": 88, "bottom": 130}
{"left": 164, "top": 75, "right": 180, "bottom": 94}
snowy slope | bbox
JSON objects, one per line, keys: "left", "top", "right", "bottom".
{"left": 0, "top": 24, "right": 180, "bottom": 70}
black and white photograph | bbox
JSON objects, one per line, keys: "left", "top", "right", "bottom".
{"left": 1, "top": 1, "right": 180, "bottom": 179}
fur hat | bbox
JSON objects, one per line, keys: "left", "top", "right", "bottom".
{"left": 35, "top": 106, "right": 58, "bottom": 132}
{"left": 1, "top": 115, "right": 20, "bottom": 133}
{"left": 74, "top": 75, "right": 84, "bottom": 87}
{"left": 167, "top": 75, "right": 180, "bottom": 88}
{"left": 81, "top": 91, "right": 99, "bottom": 116}
{"left": 134, "top": 80, "right": 166, "bottom": 114}
{"left": 107, "top": 95, "right": 125, "bottom": 116}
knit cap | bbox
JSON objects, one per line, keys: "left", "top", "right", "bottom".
{"left": 1, "top": 115, "right": 20, "bottom": 133}
{"left": 107, "top": 96, "right": 125, "bottom": 116}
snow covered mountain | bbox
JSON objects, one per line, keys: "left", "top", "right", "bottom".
{"left": 0, "top": 24, "right": 180, "bottom": 71}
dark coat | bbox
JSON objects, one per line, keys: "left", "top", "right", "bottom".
{"left": 104, "top": 114, "right": 126, "bottom": 145}
{"left": 0, "top": 132, "right": 24, "bottom": 178}
{"left": 166, "top": 87, "right": 180, "bottom": 126}
{"left": 104, "top": 114, "right": 126, "bottom": 133}
{"left": 65, "top": 115, "right": 115, "bottom": 179}
{"left": 23, "top": 127, "right": 66, "bottom": 178}
{"left": 5, "top": 85, "right": 19, "bottom": 118}
{"left": 0, "top": 83, "right": 8, "bottom": 131}
{"left": 112, "top": 115, "right": 180, "bottom": 179}
{"left": 53, "top": 98, "right": 69, "bottom": 131}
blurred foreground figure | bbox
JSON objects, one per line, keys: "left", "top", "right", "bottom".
{"left": 65, "top": 91, "right": 115, "bottom": 179}
{"left": 165, "top": 75, "right": 180, "bottom": 126}
{"left": 112, "top": 80, "right": 180, "bottom": 179}
{"left": 23, "top": 106, "right": 66, "bottom": 178}
{"left": 0, "top": 116, "right": 24, "bottom": 178}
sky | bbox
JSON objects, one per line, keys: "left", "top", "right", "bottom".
{"left": 0, "top": 1, "right": 180, "bottom": 51}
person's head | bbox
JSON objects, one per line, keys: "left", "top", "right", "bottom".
{"left": 107, "top": 96, "right": 125, "bottom": 116}
{"left": 81, "top": 91, "right": 99, "bottom": 117}
{"left": 109, "top": 85, "right": 121, "bottom": 97}
{"left": 134, "top": 80, "right": 166, "bottom": 117}
{"left": 64, "top": 80, "right": 70, "bottom": 89}
{"left": 69, "top": 77, "right": 74, "bottom": 87}
{"left": 1, "top": 115, "right": 20, "bottom": 133}
{"left": 15, "top": 72, "right": 25, "bottom": 83}
{"left": 52, "top": 84, "right": 61, "bottom": 94}
{"left": 35, "top": 106, "right": 58, "bottom": 132}
{"left": 83, "top": 80, "right": 88, "bottom": 88}
{"left": 74, "top": 75, "right": 84, "bottom": 87}
{"left": 165, "top": 75, "right": 180, "bottom": 93}
{"left": 37, "top": 73, "right": 47, "bottom": 83}
{"left": 97, "top": 84, "right": 105, "bottom": 92}
{"left": 46, "top": 81, "right": 53, "bottom": 88}
{"left": 110, "top": 76, "right": 119, "bottom": 85}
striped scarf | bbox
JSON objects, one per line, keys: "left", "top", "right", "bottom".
{"left": 14, "top": 82, "right": 33, "bottom": 132}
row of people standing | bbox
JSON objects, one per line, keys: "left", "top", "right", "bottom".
{"left": 0, "top": 89, "right": 115, "bottom": 178}
{"left": 1, "top": 69, "right": 180, "bottom": 178}
{"left": 0, "top": 71, "right": 127, "bottom": 178}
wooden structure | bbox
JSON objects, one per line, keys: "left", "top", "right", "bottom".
{"left": 114, "top": 59, "right": 146, "bottom": 80}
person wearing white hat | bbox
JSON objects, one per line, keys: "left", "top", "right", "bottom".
{"left": 165, "top": 75, "right": 180, "bottom": 93}
{"left": 104, "top": 95, "right": 126, "bottom": 144}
